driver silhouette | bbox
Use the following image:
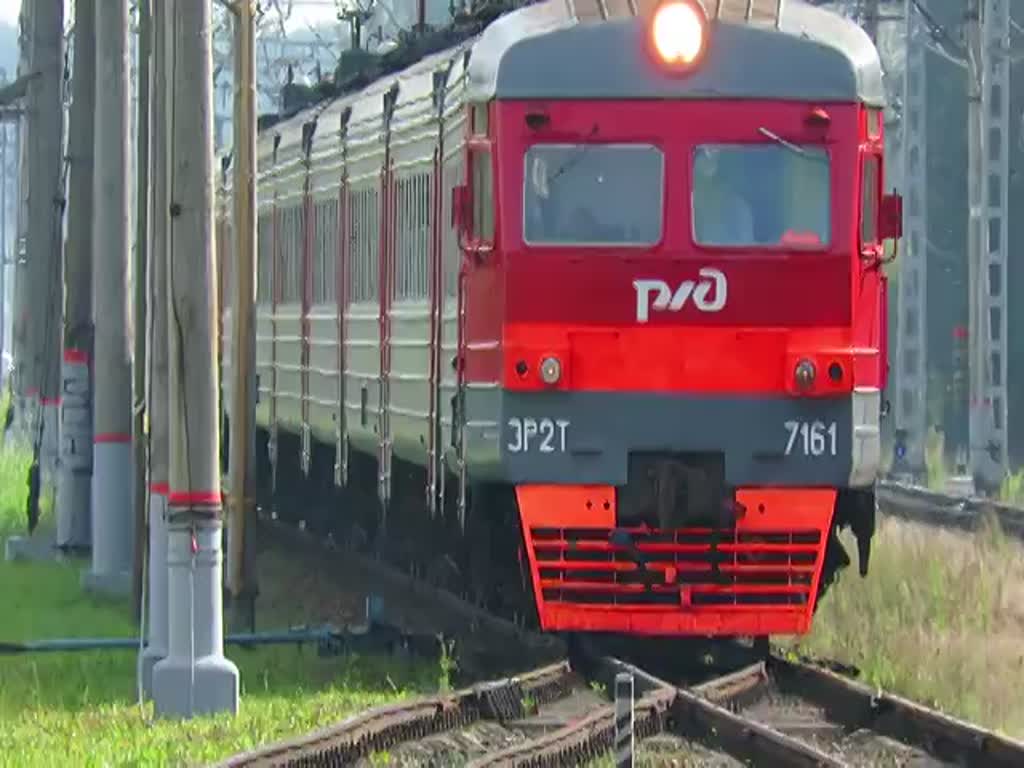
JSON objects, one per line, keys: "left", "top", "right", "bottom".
{"left": 693, "top": 147, "right": 755, "bottom": 245}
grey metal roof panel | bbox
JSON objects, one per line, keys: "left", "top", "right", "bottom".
{"left": 466, "top": 0, "right": 885, "bottom": 106}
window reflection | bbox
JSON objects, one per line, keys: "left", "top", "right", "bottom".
{"left": 692, "top": 144, "right": 830, "bottom": 248}
{"left": 523, "top": 144, "right": 663, "bottom": 246}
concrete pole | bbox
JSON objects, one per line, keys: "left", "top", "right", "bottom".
{"left": 965, "top": 0, "right": 996, "bottom": 491}
{"left": 24, "top": 0, "right": 65, "bottom": 478}
{"left": 83, "top": 0, "right": 134, "bottom": 596}
{"left": 58, "top": 0, "right": 96, "bottom": 552}
{"left": 11, "top": 9, "right": 30, "bottom": 433}
{"left": 141, "top": 0, "right": 171, "bottom": 699}
{"left": 152, "top": 0, "right": 240, "bottom": 719}
{"left": 12, "top": 0, "right": 34, "bottom": 440}
{"left": 861, "top": 0, "right": 880, "bottom": 44}
{"left": 972, "top": 0, "right": 1011, "bottom": 492}
{"left": 227, "top": 0, "right": 260, "bottom": 631}
{"left": 132, "top": 0, "right": 152, "bottom": 620}
{"left": 892, "top": 0, "right": 928, "bottom": 480}
{"left": 1, "top": 114, "right": 7, "bottom": 381}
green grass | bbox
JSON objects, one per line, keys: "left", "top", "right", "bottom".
{"left": 924, "top": 427, "right": 947, "bottom": 492}
{"left": 999, "top": 470, "right": 1024, "bottom": 505}
{"left": 0, "top": 424, "right": 436, "bottom": 767}
{"left": 787, "top": 515, "right": 1024, "bottom": 740}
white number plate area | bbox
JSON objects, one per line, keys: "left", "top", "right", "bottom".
{"left": 784, "top": 420, "right": 839, "bottom": 458}
{"left": 507, "top": 417, "right": 570, "bottom": 454}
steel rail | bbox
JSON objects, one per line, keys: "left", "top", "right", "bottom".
{"left": 594, "top": 655, "right": 843, "bottom": 767}
{"left": 768, "top": 655, "right": 1024, "bottom": 768}
{"left": 215, "top": 661, "right": 576, "bottom": 767}
{"left": 692, "top": 654, "right": 1024, "bottom": 768}
{"left": 878, "top": 480, "right": 1024, "bottom": 539}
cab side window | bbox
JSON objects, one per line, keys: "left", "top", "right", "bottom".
{"left": 468, "top": 103, "right": 493, "bottom": 244}
{"left": 470, "top": 149, "right": 494, "bottom": 242}
{"left": 861, "top": 154, "right": 880, "bottom": 247}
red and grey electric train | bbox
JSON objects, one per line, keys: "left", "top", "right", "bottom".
{"left": 217, "top": 0, "right": 902, "bottom": 640}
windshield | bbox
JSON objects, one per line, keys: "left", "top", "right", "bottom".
{"left": 692, "top": 144, "right": 830, "bottom": 248}
{"left": 523, "top": 144, "right": 663, "bottom": 246}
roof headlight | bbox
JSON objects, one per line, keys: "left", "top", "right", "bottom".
{"left": 650, "top": 0, "right": 708, "bottom": 71}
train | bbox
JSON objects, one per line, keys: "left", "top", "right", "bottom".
{"left": 216, "top": 0, "right": 902, "bottom": 642}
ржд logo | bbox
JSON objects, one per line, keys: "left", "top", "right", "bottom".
{"left": 633, "top": 268, "right": 727, "bottom": 323}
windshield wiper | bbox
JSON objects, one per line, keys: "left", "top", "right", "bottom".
{"left": 758, "top": 126, "right": 806, "bottom": 155}
{"left": 548, "top": 123, "right": 600, "bottom": 183}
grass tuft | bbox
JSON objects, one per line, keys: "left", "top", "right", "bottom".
{"left": 924, "top": 427, "right": 947, "bottom": 492}
{"left": 789, "top": 516, "right": 1024, "bottom": 739}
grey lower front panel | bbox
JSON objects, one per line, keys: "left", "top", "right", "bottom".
{"left": 464, "top": 390, "right": 862, "bottom": 487}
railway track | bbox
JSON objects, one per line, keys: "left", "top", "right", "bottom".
{"left": 878, "top": 480, "right": 1024, "bottom": 540}
{"left": 224, "top": 495, "right": 1024, "bottom": 767}
{"left": 214, "top": 657, "right": 673, "bottom": 767}
{"left": 686, "top": 655, "right": 1024, "bottom": 767}
{"left": 216, "top": 644, "right": 1024, "bottom": 767}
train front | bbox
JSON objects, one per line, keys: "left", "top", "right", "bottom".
{"left": 461, "top": 0, "right": 900, "bottom": 637}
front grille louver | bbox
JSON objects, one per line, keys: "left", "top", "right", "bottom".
{"left": 529, "top": 526, "right": 821, "bottom": 609}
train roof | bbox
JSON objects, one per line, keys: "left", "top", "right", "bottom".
{"left": 467, "top": 0, "right": 885, "bottom": 106}
{"left": 251, "top": 0, "right": 884, "bottom": 164}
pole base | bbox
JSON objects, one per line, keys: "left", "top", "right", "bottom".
{"left": 139, "top": 643, "right": 168, "bottom": 701}
{"left": 56, "top": 469, "right": 92, "bottom": 550}
{"left": 81, "top": 568, "right": 132, "bottom": 596}
{"left": 152, "top": 654, "right": 240, "bottom": 718}
{"left": 90, "top": 440, "right": 134, "bottom": 577}
{"left": 5, "top": 534, "right": 61, "bottom": 563}
{"left": 141, "top": 492, "right": 170, "bottom": 702}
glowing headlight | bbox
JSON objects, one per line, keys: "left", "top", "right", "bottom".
{"left": 651, "top": 1, "right": 707, "bottom": 68}
{"left": 539, "top": 356, "right": 562, "bottom": 385}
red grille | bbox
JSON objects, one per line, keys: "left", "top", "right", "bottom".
{"left": 529, "top": 527, "right": 821, "bottom": 609}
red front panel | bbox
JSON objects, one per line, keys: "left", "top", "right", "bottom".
{"left": 517, "top": 485, "right": 836, "bottom": 635}
{"left": 502, "top": 323, "right": 874, "bottom": 395}
{"left": 495, "top": 102, "right": 857, "bottom": 314}
{"left": 473, "top": 99, "right": 873, "bottom": 399}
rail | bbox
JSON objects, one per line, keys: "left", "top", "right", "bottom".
{"left": 217, "top": 660, "right": 605, "bottom": 767}
{"left": 216, "top": 642, "right": 1024, "bottom": 767}
{"left": 686, "top": 654, "right": 1024, "bottom": 767}
{"left": 878, "top": 479, "right": 1024, "bottom": 540}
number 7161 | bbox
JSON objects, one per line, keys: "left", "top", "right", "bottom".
{"left": 784, "top": 420, "right": 837, "bottom": 457}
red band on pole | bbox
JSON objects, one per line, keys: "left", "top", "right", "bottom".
{"left": 40, "top": 396, "right": 61, "bottom": 406}
{"left": 94, "top": 432, "right": 132, "bottom": 444}
{"left": 63, "top": 349, "right": 90, "bottom": 364}
{"left": 150, "top": 482, "right": 170, "bottom": 496}
{"left": 168, "top": 491, "right": 222, "bottom": 507}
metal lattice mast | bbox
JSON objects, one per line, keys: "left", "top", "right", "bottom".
{"left": 894, "top": 0, "right": 928, "bottom": 477}
{"left": 968, "top": 0, "right": 1010, "bottom": 487}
